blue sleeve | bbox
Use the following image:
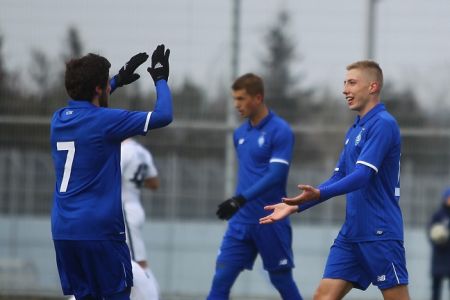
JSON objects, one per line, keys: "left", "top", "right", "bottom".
{"left": 147, "top": 80, "right": 173, "bottom": 129}
{"left": 241, "top": 163, "right": 289, "bottom": 201}
{"left": 241, "top": 123, "right": 294, "bottom": 201}
{"left": 110, "top": 77, "right": 118, "bottom": 94}
{"left": 102, "top": 109, "right": 150, "bottom": 142}
{"left": 270, "top": 124, "right": 294, "bottom": 164}
{"left": 297, "top": 170, "right": 344, "bottom": 212}
{"left": 357, "top": 119, "right": 396, "bottom": 172}
{"left": 298, "top": 164, "right": 374, "bottom": 212}
{"left": 297, "top": 148, "right": 346, "bottom": 212}
{"left": 320, "top": 164, "right": 374, "bottom": 200}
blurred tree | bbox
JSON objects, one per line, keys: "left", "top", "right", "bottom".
{"left": 29, "top": 49, "right": 51, "bottom": 100}
{"left": 259, "top": 10, "right": 312, "bottom": 123}
{"left": 381, "top": 81, "right": 426, "bottom": 128}
{"left": 172, "top": 78, "right": 207, "bottom": 120}
{"left": 62, "top": 26, "right": 84, "bottom": 61}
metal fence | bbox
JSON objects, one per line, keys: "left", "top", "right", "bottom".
{"left": 1, "top": 116, "right": 449, "bottom": 226}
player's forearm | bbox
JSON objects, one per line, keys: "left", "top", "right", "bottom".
{"left": 297, "top": 171, "right": 345, "bottom": 213}
{"left": 318, "top": 170, "right": 345, "bottom": 189}
{"left": 319, "top": 164, "right": 374, "bottom": 201}
{"left": 241, "top": 163, "right": 288, "bottom": 201}
{"left": 148, "top": 80, "right": 173, "bottom": 129}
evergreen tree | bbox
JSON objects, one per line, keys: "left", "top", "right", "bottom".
{"left": 260, "top": 10, "right": 311, "bottom": 122}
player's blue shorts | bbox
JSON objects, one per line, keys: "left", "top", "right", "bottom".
{"left": 53, "top": 240, "right": 133, "bottom": 299}
{"left": 324, "top": 238, "right": 409, "bottom": 290}
{"left": 216, "top": 221, "right": 295, "bottom": 271}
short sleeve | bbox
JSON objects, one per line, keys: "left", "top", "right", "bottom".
{"left": 102, "top": 109, "right": 151, "bottom": 142}
{"left": 270, "top": 125, "right": 294, "bottom": 166}
{"left": 356, "top": 119, "right": 394, "bottom": 173}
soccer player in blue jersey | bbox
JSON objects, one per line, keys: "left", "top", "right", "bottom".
{"left": 50, "top": 44, "right": 171, "bottom": 300}
{"left": 260, "top": 61, "right": 410, "bottom": 300}
{"left": 207, "top": 73, "right": 303, "bottom": 299}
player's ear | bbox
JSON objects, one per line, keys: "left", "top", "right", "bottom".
{"left": 368, "top": 81, "right": 380, "bottom": 94}
{"left": 255, "top": 93, "right": 263, "bottom": 104}
{"left": 95, "top": 85, "right": 103, "bottom": 96}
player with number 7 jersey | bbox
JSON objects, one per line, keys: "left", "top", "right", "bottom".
{"left": 50, "top": 45, "right": 171, "bottom": 300}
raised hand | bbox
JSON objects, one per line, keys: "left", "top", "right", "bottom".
{"left": 147, "top": 44, "right": 170, "bottom": 83}
{"left": 115, "top": 52, "right": 149, "bottom": 87}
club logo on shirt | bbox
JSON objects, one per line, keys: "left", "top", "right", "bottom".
{"left": 238, "top": 138, "right": 245, "bottom": 145}
{"left": 258, "top": 132, "right": 266, "bottom": 147}
{"left": 354, "top": 128, "right": 365, "bottom": 146}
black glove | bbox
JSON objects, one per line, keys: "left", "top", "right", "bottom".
{"left": 216, "top": 195, "right": 246, "bottom": 220}
{"left": 147, "top": 44, "right": 170, "bottom": 83}
{"left": 114, "top": 52, "right": 149, "bottom": 87}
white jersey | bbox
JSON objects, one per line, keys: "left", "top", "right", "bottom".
{"left": 121, "top": 139, "right": 158, "bottom": 262}
{"left": 121, "top": 139, "right": 158, "bottom": 206}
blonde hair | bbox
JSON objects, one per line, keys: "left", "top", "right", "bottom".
{"left": 346, "top": 60, "right": 383, "bottom": 90}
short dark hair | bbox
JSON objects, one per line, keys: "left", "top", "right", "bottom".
{"left": 65, "top": 53, "right": 111, "bottom": 101}
{"left": 231, "top": 73, "right": 264, "bottom": 97}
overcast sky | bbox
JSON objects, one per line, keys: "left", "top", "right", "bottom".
{"left": 2, "top": 0, "right": 450, "bottom": 106}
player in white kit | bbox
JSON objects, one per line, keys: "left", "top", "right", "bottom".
{"left": 121, "top": 138, "right": 160, "bottom": 299}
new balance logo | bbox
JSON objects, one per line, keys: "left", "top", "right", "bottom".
{"left": 279, "top": 259, "right": 288, "bottom": 266}
{"left": 154, "top": 62, "right": 163, "bottom": 68}
{"left": 377, "top": 275, "right": 386, "bottom": 282}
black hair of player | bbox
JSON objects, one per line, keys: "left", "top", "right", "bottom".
{"left": 65, "top": 53, "right": 111, "bottom": 101}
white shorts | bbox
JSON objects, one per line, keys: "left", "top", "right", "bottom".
{"left": 123, "top": 202, "right": 147, "bottom": 262}
{"left": 131, "top": 261, "right": 159, "bottom": 300}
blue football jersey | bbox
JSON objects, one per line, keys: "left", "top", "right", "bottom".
{"left": 336, "top": 103, "right": 403, "bottom": 242}
{"left": 50, "top": 100, "right": 152, "bottom": 241}
{"left": 232, "top": 111, "right": 294, "bottom": 224}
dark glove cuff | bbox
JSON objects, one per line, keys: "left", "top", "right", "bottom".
{"left": 113, "top": 74, "right": 123, "bottom": 87}
{"left": 233, "top": 195, "right": 247, "bottom": 207}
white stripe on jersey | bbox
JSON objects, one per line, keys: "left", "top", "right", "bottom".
{"left": 144, "top": 112, "right": 152, "bottom": 132}
{"left": 269, "top": 158, "right": 289, "bottom": 165}
{"left": 356, "top": 160, "right": 378, "bottom": 173}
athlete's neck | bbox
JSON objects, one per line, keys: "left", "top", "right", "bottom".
{"left": 249, "top": 105, "right": 269, "bottom": 126}
{"left": 358, "top": 97, "right": 380, "bottom": 118}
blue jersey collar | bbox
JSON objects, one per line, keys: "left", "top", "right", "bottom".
{"left": 246, "top": 110, "right": 274, "bottom": 130}
{"left": 353, "top": 103, "right": 385, "bottom": 127}
{"left": 68, "top": 100, "right": 96, "bottom": 108}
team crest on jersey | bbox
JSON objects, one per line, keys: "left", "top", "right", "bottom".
{"left": 258, "top": 133, "right": 266, "bottom": 147}
{"left": 355, "top": 128, "right": 365, "bottom": 146}
{"left": 238, "top": 138, "right": 245, "bottom": 145}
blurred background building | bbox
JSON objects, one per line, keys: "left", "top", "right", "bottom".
{"left": 0, "top": 0, "right": 449, "bottom": 299}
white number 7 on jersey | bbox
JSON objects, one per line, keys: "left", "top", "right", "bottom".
{"left": 57, "top": 141, "right": 75, "bottom": 192}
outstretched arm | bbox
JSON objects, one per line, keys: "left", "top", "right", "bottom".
{"left": 260, "top": 164, "right": 374, "bottom": 224}
{"left": 283, "top": 164, "right": 374, "bottom": 208}
{"left": 146, "top": 45, "right": 173, "bottom": 129}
